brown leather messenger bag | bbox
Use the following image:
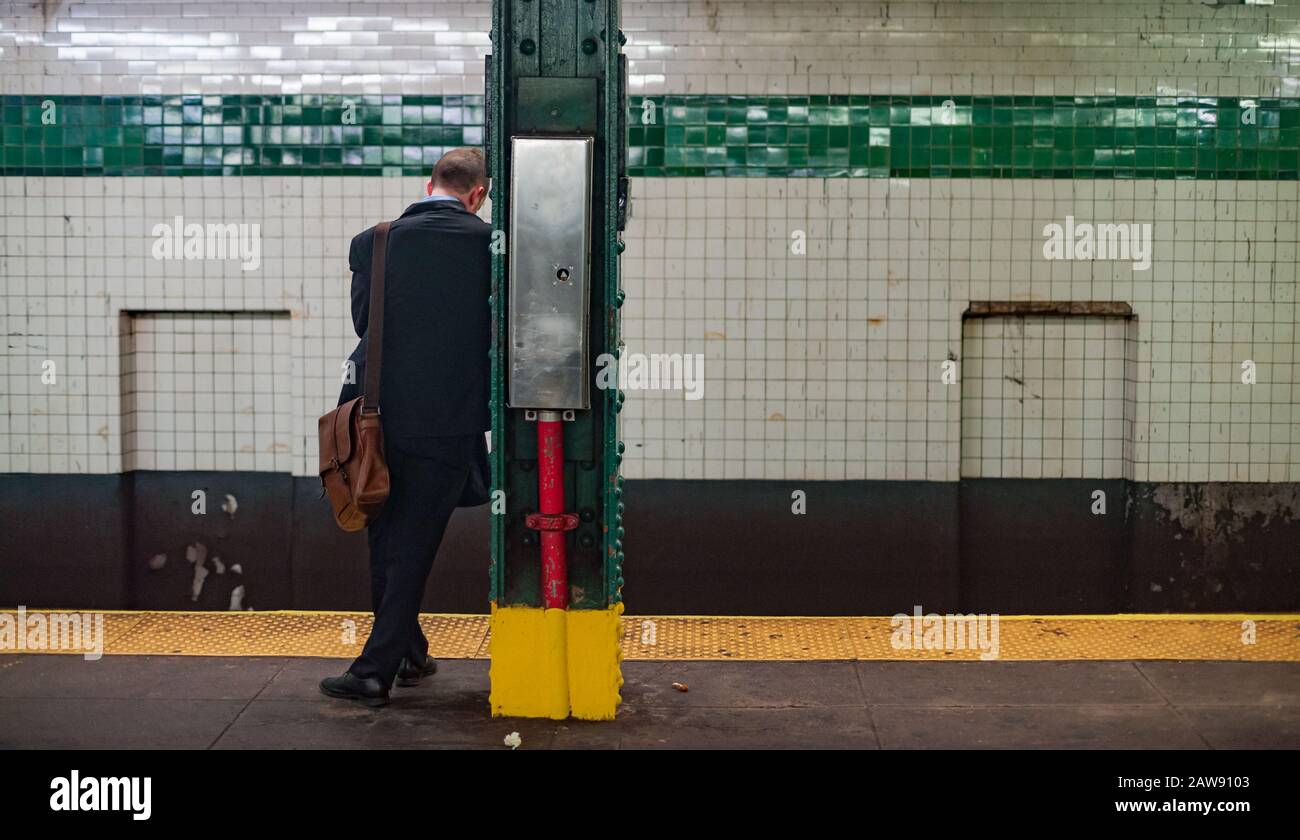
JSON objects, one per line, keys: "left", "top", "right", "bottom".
{"left": 317, "top": 221, "right": 392, "bottom": 531}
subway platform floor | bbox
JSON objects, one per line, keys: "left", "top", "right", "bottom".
{"left": 1, "top": 611, "right": 1298, "bottom": 749}
{"left": 1, "top": 655, "right": 1299, "bottom": 749}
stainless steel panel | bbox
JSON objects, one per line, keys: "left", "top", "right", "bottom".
{"left": 507, "top": 136, "right": 594, "bottom": 410}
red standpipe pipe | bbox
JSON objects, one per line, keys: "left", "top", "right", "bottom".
{"left": 537, "top": 416, "right": 568, "bottom": 610}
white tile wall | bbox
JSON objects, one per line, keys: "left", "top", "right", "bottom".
{"left": 0, "top": 174, "right": 467, "bottom": 474}
{"left": 122, "top": 311, "right": 293, "bottom": 471}
{"left": 1, "top": 0, "right": 1298, "bottom": 481}
{"left": 10, "top": 1, "right": 1296, "bottom": 98}
{"left": 960, "top": 315, "right": 1136, "bottom": 480}
{"left": 620, "top": 177, "right": 1299, "bottom": 481}
{"left": 622, "top": 0, "right": 1300, "bottom": 99}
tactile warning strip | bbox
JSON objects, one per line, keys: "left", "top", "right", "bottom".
{"left": 1, "top": 611, "right": 1297, "bottom": 661}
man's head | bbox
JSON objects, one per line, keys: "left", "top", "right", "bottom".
{"left": 426, "top": 148, "right": 488, "bottom": 214}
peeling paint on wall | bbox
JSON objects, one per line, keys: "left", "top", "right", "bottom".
{"left": 1151, "top": 483, "right": 1300, "bottom": 544}
{"left": 187, "top": 541, "right": 209, "bottom": 602}
{"left": 144, "top": 492, "right": 256, "bottom": 609}
{"left": 1144, "top": 483, "right": 1300, "bottom": 607}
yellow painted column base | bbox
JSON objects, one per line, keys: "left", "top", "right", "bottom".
{"left": 488, "top": 602, "right": 624, "bottom": 720}
{"left": 566, "top": 601, "right": 625, "bottom": 720}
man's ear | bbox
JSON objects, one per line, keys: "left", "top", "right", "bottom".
{"left": 426, "top": 178, "right": 434, "bottom": 196}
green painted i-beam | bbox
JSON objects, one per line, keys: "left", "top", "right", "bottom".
{"left": 485, "top": 0, "right": 628, "bottom": 719}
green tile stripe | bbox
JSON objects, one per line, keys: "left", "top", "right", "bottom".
{"left": 2, "top": 94, "right": 1297, "bottom": 178}
{"left": 636, "top": 95, "right": 1299, "bottom": 179}
{"left": 0, "top": 94, "right": 484, "bottom": 176}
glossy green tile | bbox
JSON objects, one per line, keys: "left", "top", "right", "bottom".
{"left": 1, "top": 93, "right": 1297, "bottom": 178}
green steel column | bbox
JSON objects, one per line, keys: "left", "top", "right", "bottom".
{"left": 487, "top": 0, "right": 627, "bottom": 614}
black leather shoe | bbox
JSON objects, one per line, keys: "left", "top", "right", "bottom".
{"left": 396, "top": 655, "right": 438, "bottom": 687}
{"left": 319, "top": 671, "right": 390, "bottom": 707}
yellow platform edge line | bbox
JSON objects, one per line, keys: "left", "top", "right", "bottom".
{"left": 4, "top": 609, "right": 1298, "bottom": 662}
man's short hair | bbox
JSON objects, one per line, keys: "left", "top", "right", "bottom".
{"left": 432, "top": 148, "right": 488, "bottom": 193}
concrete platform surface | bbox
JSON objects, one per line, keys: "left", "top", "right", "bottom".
{"left": 1, "top": 656, "right": 1298, "bottom": 749}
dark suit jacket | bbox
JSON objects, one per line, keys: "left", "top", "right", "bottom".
{"left": 339, "top": 197, "right": 492, "bottom": 507}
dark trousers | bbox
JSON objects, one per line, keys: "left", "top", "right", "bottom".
{"left": 348, "top": 434, "right": 478, "bottom": 687}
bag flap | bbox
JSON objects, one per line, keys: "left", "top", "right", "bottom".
{"left": 319, "top": 397, "right": 362, "bottom": 473}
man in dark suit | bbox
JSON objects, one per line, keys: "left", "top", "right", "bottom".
{"left": 321, "top": 148, "right": 492, "bottom": 707}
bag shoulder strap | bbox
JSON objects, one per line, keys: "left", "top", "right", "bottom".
{"left": 362, "top": 221, "right": 391, "bottom": 413}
